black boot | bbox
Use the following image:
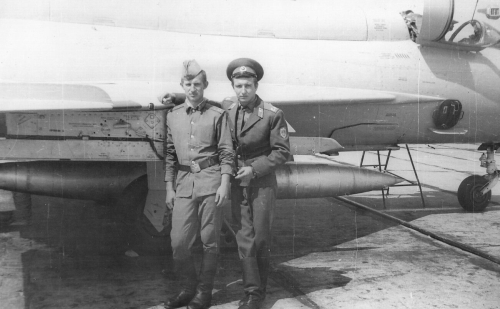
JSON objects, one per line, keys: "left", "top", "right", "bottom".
{"left": 187, "top": 252, "right": 218, "bottom": 309}
{"left": 165, "top": 257, "right": 197, "bottom": 309}
{"left": 257, "top": 257, "right": 270, "bottom": 300}
{"left": 238, "top": 257, "right": 263, "bottom": 309}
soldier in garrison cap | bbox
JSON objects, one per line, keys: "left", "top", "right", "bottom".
{"left": 222, "top": 58, "right": 291, "bottom": 309}
{"left": 163, "top": 60, "right": 234, "bottom": 309}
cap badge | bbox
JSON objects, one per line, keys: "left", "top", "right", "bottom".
{"left": 240, "top": 66, "right": 247, "bottom": 72}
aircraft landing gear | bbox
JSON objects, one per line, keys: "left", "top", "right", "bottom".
{"left": 458, "top": 175, "right": 492, "bottom": 212}
{"left": 458, "top": 146, "right": 497, "bottom": 212}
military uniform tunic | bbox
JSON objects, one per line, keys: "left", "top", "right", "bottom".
{"left": 164, "top": 99, "right": 234, "bottom": 259}
{"left": 221, "top": 95, "right": 291, "bottom": 260}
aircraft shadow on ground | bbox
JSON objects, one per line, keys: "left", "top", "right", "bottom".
{"left": 1, "top": 191, "right": 473, "bottom": 309}
{"left": 346, "top": 187, "right": 470, "bottom": 219}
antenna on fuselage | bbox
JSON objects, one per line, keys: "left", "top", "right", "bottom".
{"left": 471, "top": 0, "right": 479, "bottom": 21}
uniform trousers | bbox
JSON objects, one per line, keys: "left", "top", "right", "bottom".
{"left": 171, "top": 192, "right": 222, "bottom": 260}
{"left": 231, "top": 185, "right": 276, "bottom": 259}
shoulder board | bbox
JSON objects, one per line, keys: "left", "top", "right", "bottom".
{"left": 222, "top": 97, "right": 238, "bottom": 110}
{"left": 263, "top": 102, "right": 279, "bottom": 113}
{"left": 206, "top": 100, "right": 222, "bottom": 108}
{"left": 171, "top": 104, "right": 184, "bottom": 111}
{"left": 205, "top": 101, "right": 224, "bottom": 114}
{"left": 223, "top": 96, "right": 237, "bottom": 102}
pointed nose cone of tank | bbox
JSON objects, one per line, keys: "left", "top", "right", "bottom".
{"left": 276, "top": 163, "right": 403, "bottom": 199}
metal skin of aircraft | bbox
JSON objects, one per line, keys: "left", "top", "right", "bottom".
{"left": 1, "top": 0, "right": 500, "bottom": 250}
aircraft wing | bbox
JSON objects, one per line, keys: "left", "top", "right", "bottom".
{"left": 1, "top": 83, "right": 445, "bottom": 113}
{"left": 259, "top": 85, "right": 444, "bottom": 106}
{"left": 0, "top": 82, "right": 170, "bottom": 112}
{"left": 173, "top": 84, "right": 445, "bottom": 107}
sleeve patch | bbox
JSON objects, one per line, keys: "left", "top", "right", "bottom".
{"left": 279, "top": 126, "right": 288, "bottom": 139}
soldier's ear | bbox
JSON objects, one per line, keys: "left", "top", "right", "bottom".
{"left": 255, "top": 82, "right": 259, "bottom": 90}
{"left": 203, "top": 81, "right": 209, "bottom": 89}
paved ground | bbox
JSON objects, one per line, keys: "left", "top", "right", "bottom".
{"left": 1, "top": 144, "right": 500, "bottom": 309}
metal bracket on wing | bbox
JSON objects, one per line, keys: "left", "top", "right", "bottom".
{"left": 289, "top": 137, "right": 343, "bottom": 156}
{"left": 329, "top": 121, "right": 399, "bottom": 135}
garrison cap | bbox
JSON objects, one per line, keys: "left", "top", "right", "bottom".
{"left": 226, "top": 58, "right": 264, "bottom": 81}
{"left": 182, "top": 59, "right": 204, "bottom": 78}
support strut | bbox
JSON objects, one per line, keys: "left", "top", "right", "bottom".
{"left": 360, "top": 144, "right": 426, "bottom": 209}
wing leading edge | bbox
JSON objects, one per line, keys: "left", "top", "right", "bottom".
{"left": 262, "top": 86, "right": 444, "bottom": 106}
{"left": 0, "top": 82, "right": 172, "bottom": 112}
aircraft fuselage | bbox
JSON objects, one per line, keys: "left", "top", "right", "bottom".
{"left": 2, "top": 19, "right": 500, "bottom": 155}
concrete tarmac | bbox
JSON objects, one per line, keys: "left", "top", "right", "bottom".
{"left": 1, "top": 144, "right": 500, "bottom": 308}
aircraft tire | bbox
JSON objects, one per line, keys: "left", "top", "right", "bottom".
{"left": 118, "top": 175, "right": 172, "bottom": 256}
{"left": 457, "top": 175, "right": 491, "bottom": 212}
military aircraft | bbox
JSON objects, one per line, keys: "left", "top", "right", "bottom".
{"left": 0, "top": 0, "right": 500, "bottom": 251}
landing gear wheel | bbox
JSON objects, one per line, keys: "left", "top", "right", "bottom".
{"left": 457, "top": 175, "right": 491, "bottom": 212}
{"left": 118, "top": 175, "right": 172, "bottom": 255}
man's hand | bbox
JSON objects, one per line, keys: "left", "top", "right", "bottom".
{"left": 235, "top": 166, "right": 254, "bottom": 186}
{"left": 161, "top": 93, "right": 176, "bottom": 108}
{"left": 215, "top": 174, "right": 231, "bottom": 207}
{"left": 166, "top": 182, "right": 175, "bottom": 210}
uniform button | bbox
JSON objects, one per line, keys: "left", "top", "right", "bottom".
{"left": 191, "top": 135, "right": 194, "bottom": 138}
{"left": 237, "top": 155, "right": 241, "bottom": 158}
{"left": 191, "top": 121, "right": 194, "bottom": 124}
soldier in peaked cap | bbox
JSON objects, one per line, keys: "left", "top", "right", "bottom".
{"left": 222, "top": 58, "right": 291, "bottom": 309}
{"left": 163, "top": 59, "right": 234, "bottom": 309}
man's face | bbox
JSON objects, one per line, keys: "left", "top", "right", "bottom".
{"left": 232, "top": 77, "right": 258, "bottom": 106}
{"left": 182, "top": 74, "right": 207, "bottom": 105}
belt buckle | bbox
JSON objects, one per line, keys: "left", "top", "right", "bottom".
{"left": 190, "top": 161, "right": 201, "bottom": 173}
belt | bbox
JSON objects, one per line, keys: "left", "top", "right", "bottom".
{"left": 178, "top": 155, "right": 219, "bottom": 173}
